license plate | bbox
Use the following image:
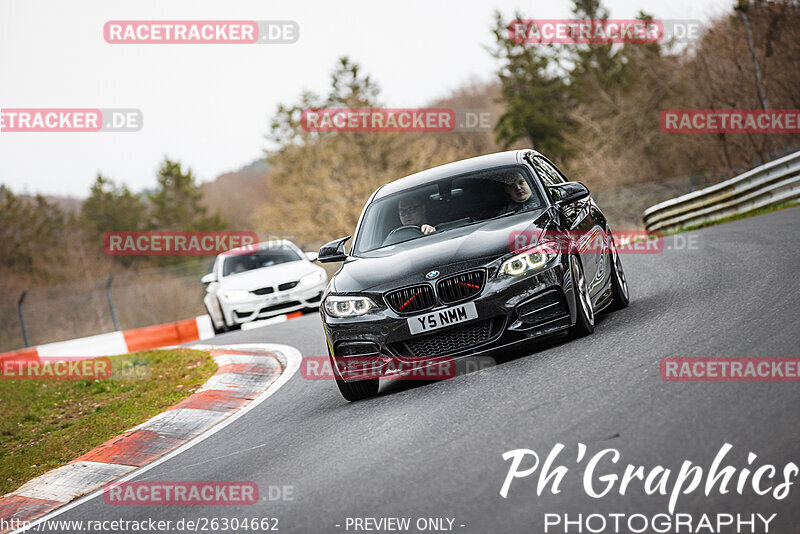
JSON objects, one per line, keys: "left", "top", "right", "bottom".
{"left": 407, "top": 302, "right": 478, "bottom": 335}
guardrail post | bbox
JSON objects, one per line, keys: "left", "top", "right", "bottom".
{"left": 106, "top": 275, "right": 120, "bottom": 331}
{"left": 18, "top": 290, "right": 30, "bottom": 347}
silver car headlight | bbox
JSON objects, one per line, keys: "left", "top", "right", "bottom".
{"left": 324, "top": 296, "right": 376, "bottom": 317}
{"left": 500, "top": 242, "right": 559, "bottom": 276}
{"left": 299, "top": 271, "right": 325, "bottom": 287}
{"left": 223, "top": 289, "right": 251, "bottom": 301}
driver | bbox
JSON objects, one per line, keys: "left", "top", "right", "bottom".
{"left": 398, "top": 195, "right": 436, "bottom": 234}
{"left": 496, "top": 171, "right": 540, "bottom": 215}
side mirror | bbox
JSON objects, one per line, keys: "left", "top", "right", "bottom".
{"left": 318, "top": 236, "right": 351, "bottom": 263}
{"left": 548, "top": 181, "right": 590, "bottom": 205}
{"left": 305, "top": 251, "right": 319, "bottom": 262}
{"left": 201, "top": 272, "right": 216, "bottom": 284}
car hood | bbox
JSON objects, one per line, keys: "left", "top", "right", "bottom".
{"left": 218, "top": 261, "right": 320, "bottom": 290}
{"left": 332, "top": 209, "right": 555, "bottom": 293}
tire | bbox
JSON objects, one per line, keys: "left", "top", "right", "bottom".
{"left": 208, "top": 299, "right": 242, "bottom": 335}
{"left": 330, "top": 354, "right": 379, "bottom": 401}
{"left": 206, "top": 303, "right": 227, "bottom": 336}
{"left": 211, "top": 322, "right": 226, "bottom": 336}
{"left": 569, "top": 254, "right": 595, "bottom": 338}
{"left": 607, "top": 233, "right": 630, "bottom": 311}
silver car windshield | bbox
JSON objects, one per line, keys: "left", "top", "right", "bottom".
{"left": 222, "top": 247, "right": 301, "bottom": 277}
{"left": 354, "top": 166, "right": 543, "bottom": 254}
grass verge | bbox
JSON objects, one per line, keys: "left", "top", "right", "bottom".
{"left": 0, "top": 348, "right": 216, "bottom": 496}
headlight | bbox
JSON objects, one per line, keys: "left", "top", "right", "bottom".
{"left": 223, "top": 289, "right": 250, "bottom": 301}
{"left": 324, "top": 296, "right": 376, "bottom": 317}
{"left": 500, "top": 242, "right": 559, "bottom": 276}
{"left": 299, "top": 271, "right": 325, "bottom": 287}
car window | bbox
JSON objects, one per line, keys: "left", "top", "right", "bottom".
{"left": 222, "top": 247, "right": 301, "bottom": 276}
{"left": 531, "top": 156, "right": 566, "bottom": 186}
{"left": 354, "top": 165, "right": 543, "bottom": 253}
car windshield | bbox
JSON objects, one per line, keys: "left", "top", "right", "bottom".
{"left": 222, "top": 246, "right": 301, "bottom": 276}
{"left": 354, "top": 165, "right": 543, "bottom": 254}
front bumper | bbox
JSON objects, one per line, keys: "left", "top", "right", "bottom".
{"left": 322, "top": 260, "right": 577, "bottom": 380}
{"left": 223, "top": 282, "right": 326, "bottom": 324}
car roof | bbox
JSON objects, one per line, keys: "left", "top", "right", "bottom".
{"left": 372, "top": 149, "right": 538, "bottom": 200}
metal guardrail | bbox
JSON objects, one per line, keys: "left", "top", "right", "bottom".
{"left": 643, "top": 150, "right": 800, "bottom": 232}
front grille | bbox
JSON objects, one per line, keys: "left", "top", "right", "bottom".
{"left": 252, "top": 287, "right": 275, "bottom": 295}
{"left": 259, "top": 300, "right": 301, "bottom": 313}
{"left": 437, "top": 270, "right": 485, "bottom": 304}
{"left": 278, "top": 281, "right": 299, "bottom": 291}
{"left": 385, "top": 284, "right": 435, "bottom": 314}
{"left": 394, "top": 319, "right": 493, "bottom": 357}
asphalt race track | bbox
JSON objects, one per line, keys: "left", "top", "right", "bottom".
{"left": 42, "top": 207, "right": 800, "bottom": 533}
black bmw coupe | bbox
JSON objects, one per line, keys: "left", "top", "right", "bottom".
{"left": 318, "top": 150, "right": 629, "bottom": 401}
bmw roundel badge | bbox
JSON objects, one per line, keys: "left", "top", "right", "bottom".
{"left": 426, "top": 270, "right": 440, "bottom": 280}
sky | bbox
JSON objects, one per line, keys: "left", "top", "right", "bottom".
{"left": 0, "top": 0, "right": 731, "bottom": 198}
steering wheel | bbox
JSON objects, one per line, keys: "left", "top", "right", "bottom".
{"left": 383, "top": 225, "right": 424, "bottom": 246}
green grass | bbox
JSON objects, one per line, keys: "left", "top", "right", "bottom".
{"left": 0, "top": 348, "right": 216, "bottom": 495}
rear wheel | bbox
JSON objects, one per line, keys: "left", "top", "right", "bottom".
{"left": 607, "top": 233, "right": 630, "bottom": 311}
{"left": 569, "top": 254, "right": 595, "bottom": 338}
{"left": 330, "top": 354, "right": 379, "bottom": 401}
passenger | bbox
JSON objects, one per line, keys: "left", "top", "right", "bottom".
{"left": 497, "top": 171, "right": 540, "bottom": 215}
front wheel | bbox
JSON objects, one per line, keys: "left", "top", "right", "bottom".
{"left": 330, "top": 354, "right": 379, "bottom": 401}
{"left": 607, "top": 233, "right": 630, "bottom": 311}
{"left": 569, "top": 254, "right": 595, "bottom": 338}
{"left": 207, "top": 301, "right": 228, "bottom": 336}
